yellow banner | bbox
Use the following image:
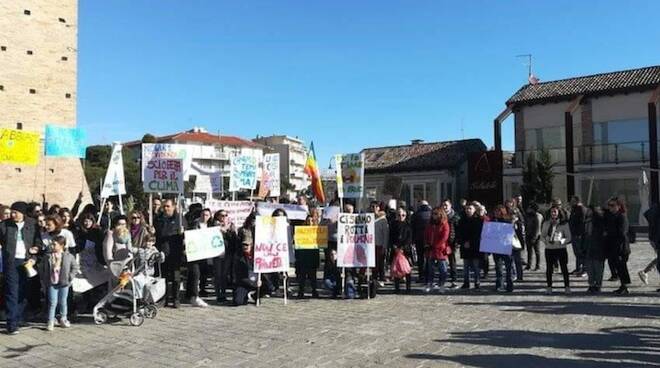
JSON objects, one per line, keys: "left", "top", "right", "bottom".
{"left": 294, "top": 226, "right": 328, "bottom": 249}
{"left": 0, "top": 128, "right": 40, "bottom": 166}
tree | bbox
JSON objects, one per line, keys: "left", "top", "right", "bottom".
{"left": 521, "top": 149, "right": 555, "bottom": 206}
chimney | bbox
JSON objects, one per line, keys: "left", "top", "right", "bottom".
{"left": 411, "top": 139, "right": 424, "bottom": 145}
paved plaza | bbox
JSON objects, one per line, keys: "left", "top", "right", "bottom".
{"left": 1, "top": 241, "right": 659, "bottom": 368}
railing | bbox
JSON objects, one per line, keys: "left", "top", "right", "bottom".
{"left": 509, "top": 141, "right": 654, "bottom": 168}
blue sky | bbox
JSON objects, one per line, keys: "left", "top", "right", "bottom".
{"left": 78, "top": 0, "right": 660, "bottom": 166}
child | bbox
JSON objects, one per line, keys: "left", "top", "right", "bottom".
{"left": 39, "top": 235, "right": 79, "bottom": 331}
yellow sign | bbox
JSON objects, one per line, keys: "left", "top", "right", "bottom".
{"left": 0, "top": 128, "right": 40, "bottom": 166}
{"left": 294, "top": 226, "right": 328, "bottom": 249}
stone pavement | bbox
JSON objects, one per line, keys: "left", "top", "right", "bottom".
{"left": 1, "top": 240, "right": 659, "bottom": 368}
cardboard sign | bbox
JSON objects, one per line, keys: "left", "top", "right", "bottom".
{"left": 256, "top": 202, "right": 309, "bottom": 221}
{"left": 294, "top": 226, "right": 328, "bottom": 249}
{"left": 45, "top": 125, "right": 86, "bottom": 158}
{"left": 184, "top": 227, "right": 226, "bottom": 262}
{"left": 205, "top": 200, "right": 254, "bottom": 228}
{"left": 335, "top": 153, "right": 365, "bottom": 198}
{"left": 142, "top": 143, "right": 194, "bottom": 180}
{"left": 229, "top": 155, "right": 258, "bottom": 191}
{"left": 254, "top": 216, "right": 290, "bottom": 273}
{"left": 479, "top": 221, "right": 514, "bottom": 256}
{"left": 0, "top": 128, "right": 40, "bottom": 166}
{"left": 262, "top": 153, "right": 281, "bottom": 197}
{"left": 101, "top": 144, "right": 126, "bottom": 198}
{"left": 337, "top": 213, "right": 375, "bottom": 267}
{"left": 143, "top": 158, "right": 183, "bottom": 194}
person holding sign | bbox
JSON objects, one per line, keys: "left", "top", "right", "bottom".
{"left": 185, "top": 209, "right": 213, "bottom": 308}
{"left": 492, "top": 206, "right": 516, "bottom": 293}
{"left": 541, "top": 206, "right": 572, "bottom": 294}
{"left": 154, "top": 199, "right": 184, "bottom": 308}
{"left": 211, "top": 209, "right": 239, "bottom": 304}
{"left": 295, "top": 210, "right": 321, "bottom": 299}
{"left": 457, "top": 203, "right": 484, "bottom": 290}
{"left": 423, "top": 207, "right": 450, "bottom": 294}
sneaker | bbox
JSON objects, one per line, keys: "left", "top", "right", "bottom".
{"left": 191, "top": 297, "right": 209, "bottom": 308}
{"left": 59, "top": 318, "right": 71, "bottom": 328}
{"left": 8, "top": 328, "right": 19, "bottom": 335}
{"left": 564, "top": 287, "right": 571, "bottom": 294}
{"left": 377, "top": 281, "right": 385, "bottom": 287}
{"left": 545, "top": 287, "right": 552, "bottom": 295}
{"left": 47, "top": 321, "right": 55, "bottom": 331}
{"left": 247, "top": 291, "right": 256, "bottom": 304}
{"left": 578, "top": 272, "right": 588, "bottom": 278}
{"left": 638, "top": 271, "right": 649, "bottom": 285}
{"left": 424, "top": 287, "right": 431, "bottom": 293}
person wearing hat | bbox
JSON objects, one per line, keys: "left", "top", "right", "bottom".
{"left": 0, "top": 201, "right": 43, "bottom": 335}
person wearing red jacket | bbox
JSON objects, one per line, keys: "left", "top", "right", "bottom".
{"left": 424, "top": 207, "right": 450, "bottom": 293}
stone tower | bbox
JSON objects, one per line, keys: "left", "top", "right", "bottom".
{"left": 0, "top": 0, "right": 91, "bottom": 207}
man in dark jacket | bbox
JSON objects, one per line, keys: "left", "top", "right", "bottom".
{"left": 442, "top": 199, "right": 461, "bottom": 284}
{"left": 569, "top": 196, "right": 588, "bottom": 277}
{"left": 214, "top": 209, "right": 239, "bottom": 303}
{"left": 0, "top": 202, "right": 43, "bottom": 335}
{"left": 411, "top": 201, "right": 432, "bottom": 282}
{"left": 154, "top": 199, "right": 184, "bottom": 308}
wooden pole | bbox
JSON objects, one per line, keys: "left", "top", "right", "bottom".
{"left": 118, "top": 194, "right": 124, "bottom": 215}
{"left": 96, "top": 197, "right": 106, "bottom": 225}
{"left": 257, "top": 273, "right": 261, "bottom": 307}
{"left": 283, "top": 273, "right": 288, "bottom": 305}
{"left": 149, "top": 193, "right": 153, "bottom": 225}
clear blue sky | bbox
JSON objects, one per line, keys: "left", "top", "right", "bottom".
{"left": 78, "top": 0, "right": 660, "bottom": 166}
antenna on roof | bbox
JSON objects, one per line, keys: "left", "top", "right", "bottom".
{"left": 516, "top": 54, "right": 539, "bottom": 85}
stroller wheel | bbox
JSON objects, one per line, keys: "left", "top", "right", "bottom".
{"left": 94, "top": 311, "right": 108, "bottom": 325}
{"left": 144, "top": 305, "right": 158, "bottom": 319}
{"left": 129, "top": 312, "right": 145, "bottom": 327}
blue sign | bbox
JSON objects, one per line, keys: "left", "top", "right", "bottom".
{"left": 45, "top": 125, "right": 86, "bottom": 158}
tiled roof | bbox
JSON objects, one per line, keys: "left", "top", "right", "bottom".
{"left": 507, "top": 65, "right": 660, "bottom": 106}
{"left": 362, "top": 139, "right": 486, "bottom": 173}
{"left": 125, "top": 131, "right": 262, "bottom": 148}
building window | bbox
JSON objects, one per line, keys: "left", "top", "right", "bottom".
{"left": 29, "top": 89, "right": 36, "bottom": 94}
{"left": 26, "top": 50, "right": 33, "bottom": 55}
{"left": 61, "top": 56, "right": 68, "bottom": 61}
{"left": 591, "top": 118, "right": 648, "bottom": 163}
{"left": 16, "top": 122, "right": 23, "bottom": 130}
{"left": 59, "top": 18, "right": 66, "bottom": 23}
{"left": 1, "top": 46, "right": 6, "bottom": 51}
{"left": 24, "top": 10, "right": 31, "bottom": 15}
{"left": 65, "top": 93, "right": 71, "bottom": 98}
{"left": 0, "top": 85, "right": 4, "bottom": 91}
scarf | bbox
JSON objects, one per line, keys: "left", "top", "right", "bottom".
{"left": 130, "top": 224, "right": 141, "bottom": 240}
{"left": 50, "top": 252, "right": 63, "bottom": 285}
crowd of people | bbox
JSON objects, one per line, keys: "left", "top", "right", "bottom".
{"left": 1, "top": 192, "right": 658, "bottom": 336}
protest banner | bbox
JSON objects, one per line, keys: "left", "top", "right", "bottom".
{"left": 44, "top": 125, "right": 86, "bottom": 158}
{"left": 337, "top": 213, "right": 375, "bottom": 267}
{"left": 256, "top": 202, "right": 308, "bottom": 221}
{"left": 101, "top": 143, "right": 126, "bottom": 198}
{"left": 142, "top": 143, "right": 194, "bottom": 179}
{"left": 194, "top": 172, "right": 222, "bottom": 193}
{"left": 184, "top": 227, "right": 226, "bottom": 262}
{"left": 322, "top": 206, "right": 340, "bottom": 221}
{"left": 143, "top": 158, "right": 183, "bottom": 194}
{"left": 294, "top": 226, "right": 328, "bottom": 249}
{"left": 72, "top": 240, "right": 110, "bottom": 293}
{"left": 254, "top": 216, "right": 290, "bottom": 273}
{"left": 479, "top": 221, "right": 514, "bottom": 256}
{"left": 335, "top": 153, "right": 365, "bottom": 198}
{"left": 0, "top": 128, "right": 40, "bottom": 166}
{"left": 262, "top": 153, "right": 281, "bottom": 197}
{"left": 205, "top": 200, "right": 254, "bottom": 228}
{"left": 229, "top": 155, "right": 258, "bottom": 192}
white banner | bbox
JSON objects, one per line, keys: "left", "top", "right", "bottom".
{"left": 335, "top": 153, "right": 365, "bottom": 198}
{"left": 254, "top": 216, "right": 290, "bottom": 273}
{"left": 101, "top": 143, "right": 126, "bottom": 198}
{"left": 256, "top": 202, "right": 309, "bottom": 221}
{"left": 262, "top": 153, "right": 281, "bottom": 197}
{"left": 184, "top": 227, "right": 226, "bottom": 262}
{"left": 337, "top": 213, "right": 375, "bottom": 268}
{"left": 205, "top": 200, "right": 254, "bottom": 228}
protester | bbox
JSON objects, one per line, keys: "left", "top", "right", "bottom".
{"left": 58, "top": 208, "right": 75, "bottom": 231}
{"left": 154, "top": 199, "right": 184, "bottom": 308}
{"left": 640, "top": 203, "right": 660, "bottom": 288}
{"left": 541, "top": 206, "right": 572, "bottom": 294}
{"left": 1, "top": 205, "right": 11, "bottom": 222}
{"left": 38, "top": 235, "right": 78, "bottom": 331}
{"left": 323, "top": 248, "right": 353, "bottom": 298}
{"left": 99, "top": 200, "right": 120, "bottom": 232}
{"left": 605, "top": 197, "right": 631, "bottom": 294}
{"left": 296, "top": 210, "right": 320, "bottom": 298}
{"left": 411, "top": 200, "right": 432, "bottom": 282}
{"left": 476, "top": 202, "right": 491, "bottom": 278}
{"left": 371, "top": 201, "right": 389, "bottom": 286}
{"left": 231, "top": 237, "right": 263, "bottom": 306}
{"left": 390, "top": 207, "right": 413, "bottom": 293}
{"left": 492, "top": 205, "right": 515, "bottom": 292}
{"left": 129, "top": 210, "right": 155, "bottom": 248}
{"left": 0, "top": 201, "right": 43, "bottom": 335}
{"left": 524, "top": 202, "right": 543, "bottom": 271}
{"left": 185, "top": 208, "right": 212, "bottom": 308}
{"left": 442, "top": 199, "right": 460, "bottom": 286}
{"left": 585, "top": 206, "right": 606, "bottom": 293}
{"left": 569, "top": 196, "right": 588, "bottom": 277}
{"left": 74, "top": 213, "right": 105, "bottom": 265}
{"left": 457, "top": 202, "right": 483, "bottom": 289}
{"left": 212, "top": 209, "right": 239, "bottom": 303}
{"left": 102, "top": 215, "right": 133, "bottom": 264}
{"left": 424, "top": 206, "right": 450, "bottom": 293}
{"left": 41, "top": 215, "right": 78, "bottom": 255}
{"left": 505, "top": 199, "right": 525, "bottom": 281}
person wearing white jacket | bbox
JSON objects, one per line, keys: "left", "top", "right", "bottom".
{"left": 541, "top": 206, "right": 572, "bottom": 294}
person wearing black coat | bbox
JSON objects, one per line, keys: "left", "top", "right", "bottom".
{"left": 232, "top": 240, "right": 272, "bottom": 305}
{"left": 296, "top": 211, "right": 321, "bottom": 298}
{"left": 411, "top": 201, "right": 432, "bottom": 281}
{"left": 457, "top": 203, "right": 483, "bottom": 289}
{"left": 389, "top": 208, "right": 413, "bottom": 293}
{"left": 154, "top": 199, "right": 185, "bottom": 308}
{"left": 212, "top": 209, "right": 240, "bottom": 303}
{"left": 604, "top": 197, "right": 631, "bottom": 294}
{"left": 585, "top": 206, "right": 607, "bottom": 293}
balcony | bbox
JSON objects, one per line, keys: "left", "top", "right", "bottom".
{"left": 509, "top": 141, "right": 654, "bottom": 168}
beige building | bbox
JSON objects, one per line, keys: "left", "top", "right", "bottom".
{"left": 253, "top": 135, "right": 308, "bottom": 200}
{"left": 0, "top": 0, "right": 90, "bottom": 206}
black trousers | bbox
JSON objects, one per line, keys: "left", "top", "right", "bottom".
{"left": 526, "top": 238, "right": 541, "bottom": 269}
{"left": 415, "top": 243, "right": 426, "bottom": 280}
{"left": 162, "top": 258, "right": 182, "bottom": 302}
{"left": 297, "top": 268, "right": 317, "bottom": 294}
{"left": 545, "top": 248, "right": 569, "bottom": 288}
{"left": 213, "top": 256, "right": 229, "bottom": 299}
{"left": 185, "top": 261, "right": 204, "bottom": 299}
{"left": 448, "top": 247, "right": 457, "bottom": 280}
{"left": 608, "top": 253, "right": 631, "bottom": 286}
{"left": 394, "top": 275, "right": 411, "bottom": 292}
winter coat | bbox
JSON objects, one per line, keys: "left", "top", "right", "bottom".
{"left": 233, "top": 252, "right": 257, "bottom": 289}
{"left": 0, "top": 218, "right": 43, "bottom": 262}
{"left": 586, "top": 209, "right": 606, "bottom": 260}
{"left": 390, "top": 220, "right": 413, "bottom": 260}
{"left": 446, "top": 210, "right": 461, "bottom": 249}
{"left": 38, "top": 250, "right": 79, "bottom": 288}
{"left": 643, "top": 205, "right": 660, "bottom": 244}
{"left": 525, "top": 211, "right": 543, "bottom": 244}
{"left": 604, "top": 211, "right": 630, "bottom": 257}
{"left": 374, "top": 214, "right": 390, "bottom": 248}
{"left": 569, "top": 204, "right": 587, "bottom": 237}
{"left": 424, "top": 221, "right": 450, "bottom": 261}
{"left": 457, "top": 215, "right": 483, "bottom": 260}
{"left": 411, "top": 204, "right": 432, "bottom": 245}
{"left": 154, "top": 212, "right": 184, "bottom": 263}
{"left": 540, "top": 220, "right": 572, "bottom": 250}
{"left": 74, "top": 226, "right": 105, "bottom": 265}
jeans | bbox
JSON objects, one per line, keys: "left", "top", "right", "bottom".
{"left": 3, "top": 258, "right": 28, "bottom": 331}
{"left": 512, "top": 249, "right": 523, "bottom": 280}
{"left": 545, "top": 248, "right": 570, "bottom": 288}
{"left": 375, "top": 247, "right": 385, "bottom": 280}
{"left": 526, "top": 238, "right": 541, "bottom": 269}
{"left": 608, "top": 253, "right": 631, "bottom": 286}
{"left": 213, "top": 256, "right": 229, "bottom": 299}
{"left": 185, "top": 260, "right": 203, "bottom": 298}
{"left": 426, "top": 259, "right": 448, "bottom": 288}
{"left": 47, "top": 285, "right": 70, "bottom": 322}
{"left": 462, "top": 258, "right": 481, "bottom": 286}
{"left": 323, "top": 278, "right": 341, "bottom": 297}
{"left": 585, "top": 258, "right": 605, "bottom": 288}
{"left": 572, "top": 235, "right": 587, "bottom": 271}
{"left": 494, "top": 255, "right": 513, "bottom": 291}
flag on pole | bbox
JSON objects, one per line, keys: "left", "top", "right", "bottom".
{"left": 304, "top": 142, "right": 325, "bottom": 204}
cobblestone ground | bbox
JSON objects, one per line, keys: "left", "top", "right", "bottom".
{"left": 2, "top": 240, "right": 659, "bottom": 368}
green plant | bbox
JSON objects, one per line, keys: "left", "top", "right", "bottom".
{"left": 521, "top": 149, "right": 555, "bottom": 206}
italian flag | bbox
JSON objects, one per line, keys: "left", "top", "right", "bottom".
{"left": 304, "top": 142, "right": 326, "bottom": 204}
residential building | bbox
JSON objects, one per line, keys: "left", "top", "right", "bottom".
{"left": 253, "top": 135, "right": 308, "bottom": 200}
{"left": 362, "top": 139, "right": 486, "bottom": 208}
{"left": 494, "top": 65, "right": 660, "bottom": 224}
{"left": 0, "top": 0, "right": 91, "bottom": 206}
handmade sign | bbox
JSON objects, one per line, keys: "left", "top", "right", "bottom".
{"left": 44, "top": 125, "right": 86, "bottom": 158}
{"left": 143, "top": 158, "right": 183, "bottom": 194}
{"left": 335, "top": 153, "right": 365, "bottom": 198}
{"left": 254, "top": 216, "right": 290, "bottom": 273}
{"left": 337, "top": 213, "right": 375, "bottom": 267}
{"left": 294, "top": 226, "right": 328, "bottom": 249}
{"left": 256, "top": 202, "right": 309, "bottom": 221}
{"left": 262, "top": 153, "right": 281, "bottom": 197}
{"left": 141, "top": 143, "right": 194, "bottom": 179}
{"left": 101, "top": 143, "right": 126, "bottom": 198}
{"left": 479, "top": 221, "right": 514, "bottom": 256}
{"left": 205, "top": 200, "right": 254, "bottom": 228}
{"left": 0, "top": 128, "right": 40, "bottom": 166}
{"left": 229, "top": 155, "right": 258, "bottom": 191}
{"left": 184, "top": 227, "right": 226, "bottom": 262}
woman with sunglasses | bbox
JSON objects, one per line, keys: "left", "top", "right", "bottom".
{"left": 492, "top": 205, "right": 516, "bottom": 292}
{"left": 390, "top": 207, "right": 413, "bottom": 293}
{"left": 128, "top": 210, "right": 155, "bottom": 249}
{"left": 604, "top": 197, "right": 631, "bottom": 294}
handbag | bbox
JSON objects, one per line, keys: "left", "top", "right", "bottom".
{"left": 410, "top": 244, "right": 418, "bottom": 265}
{"left": 512, "top": 234, "right": 522, "bottom": 250}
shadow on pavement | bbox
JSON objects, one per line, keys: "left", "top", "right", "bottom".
{"left": 454, "top": 300, "right": 660, "bottom": 319}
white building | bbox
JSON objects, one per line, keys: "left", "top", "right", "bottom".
{"left": 253, "top": 135, "right": 308, "bottom": 200}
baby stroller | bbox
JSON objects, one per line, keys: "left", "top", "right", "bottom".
{"left": 93, "top": 249, "right": 165, "bottom": 327}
